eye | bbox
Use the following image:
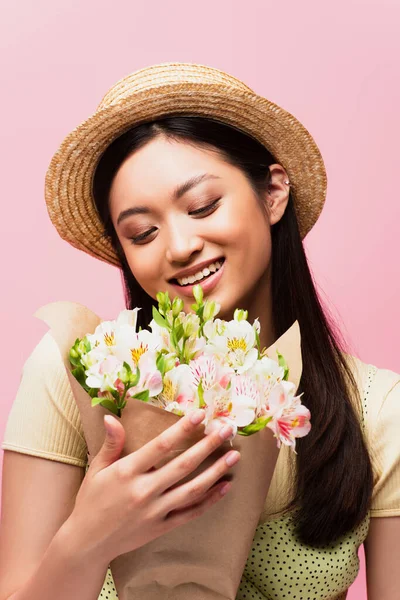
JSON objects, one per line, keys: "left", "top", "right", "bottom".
{"left": 129, "top": 226, "right": 157, "bottom": 245}
{"left": 189, "top": 198, "right": 221, "bottom": 216}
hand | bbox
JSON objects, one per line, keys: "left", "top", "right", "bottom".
{"left": 68, "top": 409, "right": 241, "bottom": 564}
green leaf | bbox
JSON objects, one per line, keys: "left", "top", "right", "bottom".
{"left": 133, "top": 389, "right": 150, "bottom": 402}
{"left": 238, "top": 416, "right": 272, "bottom": 436}
{"left": 156, "top": 353, "right": 166, "bottom": 377}
{"left": 123, "top": 361, "right": 132, "bottom": 375}
{"left": 130, "top": 365, "right": 141, "bottom": 387}
{"left": 111, "top": 389, "right": 121, "bottom": 401}
{"left": 276, "top": 350, "right": 289, "bottom": 380}
{"left": 91, "top": 398, "right": 119, "bottom": 416}
{"left": 255, "top": 328, "right": 261, "bottom": 350}
{"left": 91, "top": 396, "right": 106, "bottom": 407}
{"left": 152, "top": 305, "right": 169, "bottom": 328}
{"left": 71, "top": 366, "right": 90, "bottom": 391}
{"left": 69, "top": 352, "right": 81, "bottom": 367}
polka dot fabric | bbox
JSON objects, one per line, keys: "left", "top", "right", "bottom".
{"left": 235, "top": 509, "right": 370, "bottom": 600}
{"left": 96, "top": 364, "right": 377, "bottom": 600}
{"left": 99, "top": 567, "right": 118, "bottom": 598}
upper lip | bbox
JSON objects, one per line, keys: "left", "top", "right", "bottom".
{"left": 169, "top": 257, "right": 225, "bottom": 281}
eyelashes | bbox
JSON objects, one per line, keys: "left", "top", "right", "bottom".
{"left": 189, "top": 197, "right": 221, "bottom": 216}
{"left": 129, "top": 198, "right": 221, "bottom": 245}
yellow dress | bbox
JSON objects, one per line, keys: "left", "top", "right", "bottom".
{"left": 2, "top": 330, "right": 400, "bottom": 600}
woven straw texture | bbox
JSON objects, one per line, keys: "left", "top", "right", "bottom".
{"left": 45, "top": 62, "right": 327, "bottom": 267}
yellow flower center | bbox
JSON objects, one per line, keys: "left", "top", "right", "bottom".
{"left": 291, "top": 417, "right": 299, "bottom": 428}
{"left": 104, "top": 332, "right": 115, "bottom": 346}
{"left": 227, "top": 337, "right": 247, "bottom": 352}
{"left": 130, "top": 343, "right": 148, "bottom": 365}
{"left": 162, "top": 378, "right": 175, "bottom": 403}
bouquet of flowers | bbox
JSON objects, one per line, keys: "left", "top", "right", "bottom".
{"left": 34, "top": 288, "right": 309, "bottom": 600}
{"left": 69, "top": 284, "right": 310, "bottom": 451}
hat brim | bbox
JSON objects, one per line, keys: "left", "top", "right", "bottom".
{"left": 45, "top": 82, "right": 327, "bottom": 267}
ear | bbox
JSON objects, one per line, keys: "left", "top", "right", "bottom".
{"left": 265, "top": 164, "right": 291, "bottom": 227}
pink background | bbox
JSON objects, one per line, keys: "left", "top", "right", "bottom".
{"left": 1, "top": 1, "right": 399, "bottom": 597}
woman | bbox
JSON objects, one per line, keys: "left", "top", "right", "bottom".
{"left": 1, "top": 63, "right": 399, "bottom": 600}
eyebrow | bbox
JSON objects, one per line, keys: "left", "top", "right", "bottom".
{"left": 116, "top": 173, "right": 222, "bottom": 225}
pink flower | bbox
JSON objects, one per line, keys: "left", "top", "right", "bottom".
{"left": 266, "top": 381, "right": 311, "bottom": 452}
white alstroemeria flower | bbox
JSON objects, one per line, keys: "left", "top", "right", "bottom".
{"left": 157, "top": 364, "right": 196, "bottom": 412}
{"left": 85, "top": 354, "right": 123, "bottom": 392}
{"left": 189, "top": 354, "right": 233, "bottom": 392}
{"left": 86, "top": 320, "right": 119, "bottom": 353}
{"left": 204, "top": 319, "right": 258, "bottom": 374}
{"left": 202, "top": 374, "right": 259, "bottom": 438}
{"left": 203, "top": 318, "right": 227, "bottom": 341}
{"left": 149, "top": 319, "right": 175, "bottom": 353}
{"left": 80, "top": 345, "right": 108, "bottom": 370}
{"left": 126, "top": 350, "right": 163, "bottom": 398}
{"left": 114, "top": 327, "right": 162, "bottom": 369}
{"left": 250, "top": 356, "right": 285, "bottom": 415}
{"left": 116, "top": 308, "right": 140, "bottom": 330}
{"left": 228, "top": 374, "right": 259, "bottom": 426}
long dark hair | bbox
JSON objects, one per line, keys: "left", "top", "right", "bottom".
{"left": 92, "top": 115, "right": 373, "bottom": 547}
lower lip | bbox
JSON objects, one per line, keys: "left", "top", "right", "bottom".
{"left": 170, "top": 261, "right": 225, "bottom": 298}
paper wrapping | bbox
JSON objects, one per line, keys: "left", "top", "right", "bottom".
{"left": 34, "top": 300, "right": 303, "bottom": 600}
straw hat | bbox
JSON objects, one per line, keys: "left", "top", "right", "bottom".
{"left": 45, "top": 62, "right": 327, "bottom": 267}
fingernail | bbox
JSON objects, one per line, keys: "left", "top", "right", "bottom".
{"left": 225, "top": 451, "right": 241, "bottom": 466}
{"left": 219, "top": 424, "right": 233, "bottom": 439}
{"left": 104, "top": 416, "right": 115, "bottom": 438}
{"left": 220, "top": 482, "right": 232, "bottom": 496}
{"left": 190, "top": 409, "right": 205, "bottom": 424}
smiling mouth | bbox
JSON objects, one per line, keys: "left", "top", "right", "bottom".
{"left": 170, "top": 258, "right": 225, "bottom": 287}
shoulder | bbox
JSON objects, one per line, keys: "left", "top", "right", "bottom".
{"left": 341, "top": 351, "right": 400, "bottom": 424}
{"left": 32, "top": 300, "right": 102, "bottom": 368}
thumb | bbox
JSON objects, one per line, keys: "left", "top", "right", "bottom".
{"left": 91, "top": 415, "right": 125, "bottom": 473}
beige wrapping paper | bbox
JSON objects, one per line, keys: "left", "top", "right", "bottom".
{"left": 34, "top": 301, "right": 303, "bottom": 600}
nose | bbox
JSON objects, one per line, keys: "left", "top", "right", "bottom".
{"left": 165, "top": 220, "right": 204, "bottom": 264}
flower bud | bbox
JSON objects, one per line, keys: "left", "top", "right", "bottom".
{"left": 183, "top": 313, "right": 199, "bottom": 337}
{"left": 203, "top": 300, "right": 220, "bottom": 321}
{"left": 172, "top": 296, "right": 184, "bottom": 317}
{"left": 156, "top": 291, "right": 171, "bottom": 315}
{"left": 70, "top": 347, "right": 79, "bottom": 360}
{"left": 234, "top": 308, "right": 248, "bottom": 322}
{"left": 164, "top": 354, "right": 177, "bottom": 372}
{"left": 193, "top": 284, "right": 204, "bottom": 305}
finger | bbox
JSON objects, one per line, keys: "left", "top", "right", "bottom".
{"left": 161, "top": 480, "right": 232, "bottom": 532}
{"left": 151, "top": 423, "right": 237, "bottom": 495}
{"left": 118, "top": 409, "right": 207, "bottom": 474}
{"left": 157, "top": 449, "right": 240, "bottom": 514}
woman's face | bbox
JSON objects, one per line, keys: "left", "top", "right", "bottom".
{"left": 109, "top": 135, "right": 287, "bottom": 320}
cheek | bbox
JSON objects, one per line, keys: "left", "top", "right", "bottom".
{"left": 216, "top": 198, "right": 270, "bottom": 250}
{"left": 123, "top": 244, "right": 163, "bottom": 291}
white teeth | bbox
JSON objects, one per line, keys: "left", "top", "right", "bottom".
{"left": 176, "top": 260, "right": 224, "bottom": 286}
